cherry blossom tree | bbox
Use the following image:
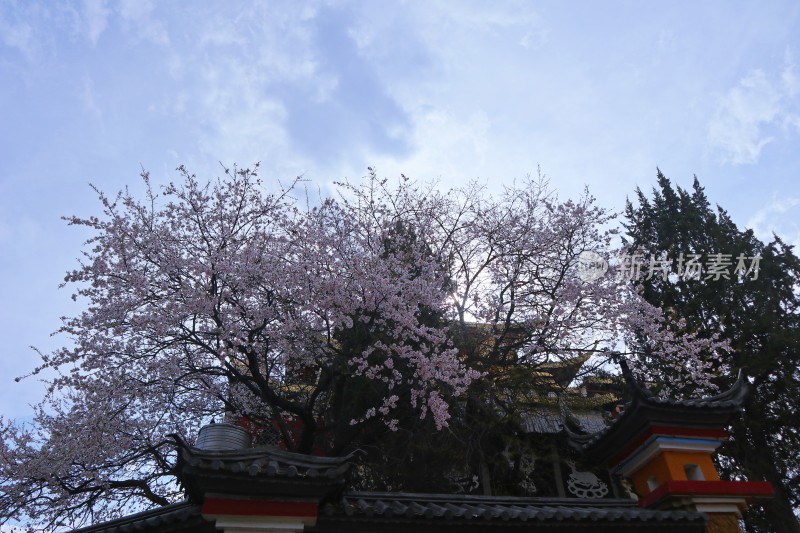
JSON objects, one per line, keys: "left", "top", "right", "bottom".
{"left": 421, "top": 176, "right": 727, "bottom": 388}
{"left": 0, "top": 166, "right": 726, "bottom": 529}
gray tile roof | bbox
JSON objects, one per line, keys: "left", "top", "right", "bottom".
{"left": 171, "top": 434, "right": 356, "bottom": 502}
{"left": 71, "top": 492, "right": 707, "bottom": 532}
{"left": 70, "top": 502, "right": 211, "bottom": 533}
{"left": 321, "top": 492, "right": 706, "bottom": 525}
{"left": 523, "top": 409, "right": 608, "bottom": 434}
{"left": 174, "top": 437, "right": 354, "bottom": 479}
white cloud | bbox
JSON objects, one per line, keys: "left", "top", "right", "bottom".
{"left": 82, "top": 0, "right": 110, "bottom": 44}
{"left": 197, "top": 95, "right": 294, "bottom": 171}
{"left": 140, "top": 3, "right": 327, "bottom": 174}
{"left": 118, "top": 0, "right": 151, "bottom": 20}
{"left": 784, "top": 114, "right": 800, "bottom": 132}
{"left": 708, "top": 54, "right": 800, "bottom": 165}
{"left": 118, "top": 0, "right": 169, "bottom": 45}
{"left": 746, "top": 196, "right": 800, "bottom": 249}
{"left": 444, "top": 1, "right": 545, "bottom": 35}
{"left": 325, "top": 1, "right": 655, "bottom": 208}
{"left": 656, "top": 30, "right": 676, "bottom": 54}
{"left": 366, "top": 110, "right": 491, "bottom": 182}
{"left": 519, "top": 25, "right": 549, "bottom": 50}
{"left": 782, "top": 48, "right": 799, "bottom": 97}
{"left": 81, "top": 76, "right": 103, "bottom": 121}
{"left": 707, "top": 70, "right": 781, "bottom": 164}
{"left": 0, "top": 12, "right": 36, "bottom": 61}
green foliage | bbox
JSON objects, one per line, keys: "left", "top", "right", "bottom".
{"left": 624, "top": 170, "right": 800, "bottom": 533}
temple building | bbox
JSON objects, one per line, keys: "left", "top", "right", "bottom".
{"left": 72, "top": 364, "right": 773, "bottom": 533}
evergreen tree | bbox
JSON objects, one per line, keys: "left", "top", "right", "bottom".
{"left": 624, "top": 170, "right": 800, "bottom": 533}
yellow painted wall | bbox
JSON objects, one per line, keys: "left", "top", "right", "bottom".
{"left": 630, "top": 450, "right": 719, "bottom": 496}
{"left": 631, "top": 452, "right": 673, "bottom": 496}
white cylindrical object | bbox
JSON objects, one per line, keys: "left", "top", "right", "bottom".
{"left": 195, "top": 422, "right": 253, "bottom": 451}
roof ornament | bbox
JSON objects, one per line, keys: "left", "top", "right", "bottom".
{"left": 194, "top": 422, "right": 253, "bottom": 451}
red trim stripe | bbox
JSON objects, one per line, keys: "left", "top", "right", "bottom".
{"left": 202, "top": 498, "right": 318, "bottom": 518}
{"left": 639, "top": 480, "right": 774, "bottom": 508}
{"left": 609, "top": 426, "right": 728, "bottom": 466}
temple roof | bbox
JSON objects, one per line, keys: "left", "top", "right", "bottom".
{"left": 71, "top": 366, "right": 750, "bottom": 533}
{"left": 71, "top": 502, "right": 212, "bottom": 533}
{"left": 171, "top": 434, "right": 355, "bottom": 502}
{"left": 565, "top": 361, "right": 748, "bottom": 463}
{"left": 73, "top": 492, "right": 707, "bottom": 533}
{"left": 322, "top": 492, "right": 706, "bottom": 525}
{"left": 71, "top": 424, "right": 711, "bottom": 533}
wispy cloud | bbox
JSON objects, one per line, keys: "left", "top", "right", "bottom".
{"left": 162, "top": 4, "right": 324, "bottom": 169}
{"left": 81, "top": 75, "right": 103, "bottom": 121}
{"left": 0, "top": 11, "right": 36, "bottom": 61}
{"left": 118, "top": 0, "right": 169, "bottom": 45}
{"left": 368, "top": 109, "right": 491, "bottom": 182}
{"left": 783, "top": 52, "right": 800, "bottom": 97}
{"left": 82, "top": 0, "right": 110, "bottom": 45}
{"left": 746, "top": 195, "right": 800, "bottom": 249}
{"left": 707, "top": 51, "right": 800, "bottom": 165}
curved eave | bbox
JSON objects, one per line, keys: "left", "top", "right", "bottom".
{"left": 565, "top": 371, "right": 748, "bottom": 463}
{"left": 170, "top": 434, "right": 355, "bottom": 502}
{"left": 70, "top": 502, "right": 209, "bottom": 533}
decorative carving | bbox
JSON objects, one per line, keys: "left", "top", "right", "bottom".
{"left": 519, "top": 452, "right": 537, "bottom": 494}
{"left": 501, "top": 444, "right": 538, "bottom": 495}
{"left": 564, "top": 460, "right": 609, "bottom": 498}
{"left": 445, "top": 470, "right": 480, "bottom": 494}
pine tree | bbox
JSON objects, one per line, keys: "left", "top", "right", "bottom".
{"left": 624, "top": 170, "right": 800, "bottom": 533}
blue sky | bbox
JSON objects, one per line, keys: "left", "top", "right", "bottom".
{"left": 1, "top": 0, "right": 799, "bottom": 420}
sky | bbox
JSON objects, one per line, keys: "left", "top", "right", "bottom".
{"left": 1, "top": 0, "right": 799, "bottom": 421}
